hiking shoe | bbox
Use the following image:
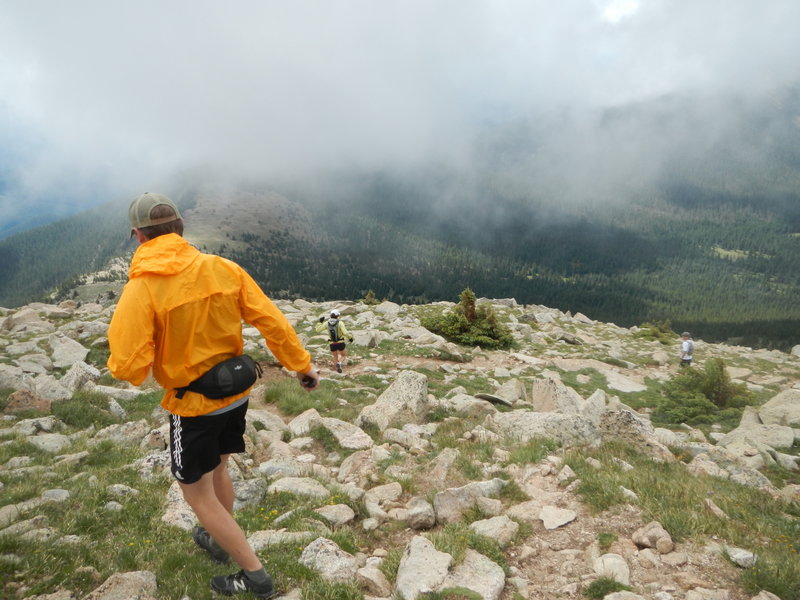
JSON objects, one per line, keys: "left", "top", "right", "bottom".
{"left": 210, "top": 570, "right": 276, "bottom": 599}
{"left": 336, "top": 362, "right": 343, "bottom": 373}
{"left": 193, "top": 526, "right": 230, "bottom": 564}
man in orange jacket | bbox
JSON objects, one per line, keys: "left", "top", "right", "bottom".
{"left": 108, "top": 192, "right": 319, "bottom": 599}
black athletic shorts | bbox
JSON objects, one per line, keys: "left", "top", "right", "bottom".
{"left": 169, "top": 400, "right": 248, "bottom": 484}
{"left": 329, "top": 342, "right": 346, "bottom": 351}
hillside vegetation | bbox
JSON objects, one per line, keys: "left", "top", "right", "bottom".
{"left": 1, "top": 183, "right": 799, "bottom": 351}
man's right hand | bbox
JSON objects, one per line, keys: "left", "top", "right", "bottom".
{"left": 319, "top": 316, "right": 325, "bottom": 323}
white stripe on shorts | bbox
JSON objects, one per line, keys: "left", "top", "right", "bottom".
{"left": 171, "top": 413, "right": 183, "bottom": 472}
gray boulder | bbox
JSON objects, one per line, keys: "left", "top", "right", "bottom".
{"left": 530, "top": 377, "right": 583, "bottom": 413}
{"left": 267, "top": 476, "right": 329, "bottom": 499}
{"left": 470, "top": 515, "right": 519, "bottom": 547}
{"left": 356, "top": 370, "right": 429, "bottom": 431}
{"left": 600, "top": 408, "right": 674, "bottom": 462}
{"left": 433, "top": 479, "right": 506, "bottom": 524}
{"left": 48, "top": 333, "right": 89, "bottom": 368}
{"left": 717, "top": 423, "right": 796, "bottom": 451}
{"left": 486, "top": 410, "right": 600, "bottom": 448}
{"left": 759, "top": 388, "right": 800, "bottom": 427}
{"left": 299, "top": 537, "right": 359, "bottom": 582}
{"left": 321, "top": 417, "right": 374, "bottom": 450}
{"left": 83, "top": 570, "right": 158, "bottom": 600}
{"left": 395, "top": 535, "right": 453, "bottom": 600}
{"left": 60, "top": 361, "right": 101, "bottom": 392}
{"left": 31, "top": 374, "right": 72, "bottom": 401}
{"left": 440, "top": 549, "right": 505, "bottom": 600}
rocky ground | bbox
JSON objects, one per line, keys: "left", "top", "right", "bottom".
{"left": 1, "top": 295, "right": 799, "bottom": 600}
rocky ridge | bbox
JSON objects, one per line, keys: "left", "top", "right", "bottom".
{"left": 1, "top": 295, "right": 799, "bottom": 600}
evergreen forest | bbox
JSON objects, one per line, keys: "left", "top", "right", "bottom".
{"left": 1, "top": 182, "right": 799, "bottom": 351}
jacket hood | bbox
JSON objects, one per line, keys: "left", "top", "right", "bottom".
{"left": 129, "top": 233, "right": 199, "bottom": 278}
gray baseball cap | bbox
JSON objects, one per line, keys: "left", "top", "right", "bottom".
{"left": 128, "top": 192, "right": 182, "bottom": 230}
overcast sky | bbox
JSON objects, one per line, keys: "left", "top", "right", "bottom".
{"left": 1, "top": 0, "right": 798, "bottom": 233}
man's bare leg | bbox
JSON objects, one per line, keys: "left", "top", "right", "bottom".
{"left": 179, "top": 457, "right": 261, "bottom": 571}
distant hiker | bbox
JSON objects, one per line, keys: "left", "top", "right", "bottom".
{"left": 316, "top": 308, "right": 354, "bottom": 373}
{"left": 107, "top": 192, "right": 319, "bottom": 599}
{"left": 679, "top": 331, "right": 694, "bottom": 367}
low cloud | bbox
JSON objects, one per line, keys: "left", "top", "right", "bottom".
{"left": 1, "top": 0, "right": 798, "bottom": 232}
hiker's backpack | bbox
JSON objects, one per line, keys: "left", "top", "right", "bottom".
{"left": 328, "top": 318, "right": 340, "bottom": 342}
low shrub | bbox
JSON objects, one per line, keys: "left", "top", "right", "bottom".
{"left": 652, "top": 357, "right": 753, "bottom": 427}
{"left": 632, "top": 320, "right": 674, "bottom": 345}
{"left": 421, "top": 288, "right": 513, "bottom": 350}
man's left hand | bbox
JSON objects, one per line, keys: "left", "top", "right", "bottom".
{"left": 297, "top": 369, "right": 320, "bottom": 390}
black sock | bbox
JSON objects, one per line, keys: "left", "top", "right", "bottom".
{"left": 245, "top": 568, "right": 269, "bottom": 584}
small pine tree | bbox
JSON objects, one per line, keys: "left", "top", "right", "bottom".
{"left": 421, "top": 288, "right": 513, "bottom": 350}
{"left": 460, "top": 287, "right": 477, "bottom": 322}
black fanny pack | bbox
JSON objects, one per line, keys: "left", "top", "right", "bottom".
{"left": 175, "top": 355, "right": 263, "bottom": 399}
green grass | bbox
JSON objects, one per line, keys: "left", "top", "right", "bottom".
{"left": 584, "top": 577, "right": 631, "bottom": 598}
{"left": 507, "top": 437, "right": 559, "bottom": 466}
{"left": 620, "top": 380, "right": 665, "bottom": 413}
{"left": 497, "top": 478, "right": 530, "bottom": 503}
{"left": 309, "top": 424, "right": 350, "bottom": 454}
{"left": 430, "top": 416, "right": 483, "bottom": 451}
{"left": 262, "top": 379, "right": 341, "bottom": 417}
{"left": 0, "top": 454, "right": 365, "bottom": 600}
{"left": 379, "top": 547, "right": 403, "bottom": 584}
{"left": 565, "top": 440, "right": 800, "bottom": 600}
{"left": 440, "top": 375, "right": 488, "bottom": 397}
{"left": 0, "top": 438, "right": 56, "bottom": 470}
{"left": 559, "top": 368, "right": 608, "bottom": 397}
{"left": 52, "top": 390, "right": 119, "bottom": 428}
{"left": 85, "top": 345, "right": 110, "bottom": 369}
{"left": 455, "top": 455, "right": 483, "bottom": 481}
{"left": 300, "top": 579, "right": 364, "bottom": 600}
{"left": 420, "top": 588, "right": 483, "bottom": 600}
{"left": 0, "top": 458, "right": 224, "bottom": 599}
{"left": 427, "top": 522, "right": 509, "bottom": 575}
{"left": 762, "top": 464, "right": 800, "bottom": 489}
{"left": 0, "top": 387, "right": 14, "bottom": 407}
{"left": 597, "top": 532, "right": 618, "bottom": 552}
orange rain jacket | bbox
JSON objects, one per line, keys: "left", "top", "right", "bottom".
{"left": 107, "top": 233, "right": 311, "bottom": 417}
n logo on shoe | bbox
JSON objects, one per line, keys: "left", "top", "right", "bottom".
{"left": 233, "top": 579, "right": 248, "bottom": 592}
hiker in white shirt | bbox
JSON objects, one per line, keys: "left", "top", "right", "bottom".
{"left": 679, "top": 331, "right": 694, "bottom": 367}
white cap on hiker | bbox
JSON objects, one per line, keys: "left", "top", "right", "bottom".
{"left": 331, "top": 309, "right": 340, "bottom": 318}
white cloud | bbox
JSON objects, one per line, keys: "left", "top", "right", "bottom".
{"left": 0, "top": 0, "right": 798, "bottom": 227}
{"left": 600, "top": 0, "right": 640, "bottom": 23}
